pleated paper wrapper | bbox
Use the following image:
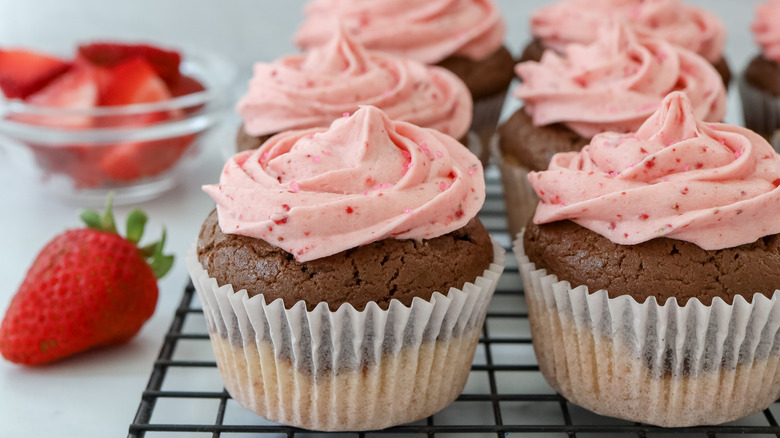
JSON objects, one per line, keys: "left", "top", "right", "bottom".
{"left": 186, "top": 240, "right": 505, "bottom": 431}
{"left": 514, "top": 234, "right": 780, "bottom": 427}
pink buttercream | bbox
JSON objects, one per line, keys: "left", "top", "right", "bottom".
{"left": 531, "top": 0, "right": 726, "bottom": 63}
{"left": 529, "top": 92, "right": 780, "bottom": 250}
{"left": 753, "top": 0, "right": 780, "bottom": 63}
{"left": 238, "top": 26, "right": 472, "bottom": 139}
{"left": 204, "top": 106, "right": 485, "bottom": 262}
{"left": 294, "top": 0, "right": 505, "bottom": 64}
{"left": 516, "top": 24, "right": 726, "bottom": 138}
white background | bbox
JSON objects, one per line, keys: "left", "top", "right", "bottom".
{"left": 0, "top": 0, "right": 768, "bottom": 435}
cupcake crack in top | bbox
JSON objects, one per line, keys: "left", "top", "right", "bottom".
{"left": 204, "top": 106, "right": 485, "bottom": 262}
{"left": 529, "top": 91, "right": 780, "bottom": 250}
{"left": 516, "top": 23, "right": 726, "bottom": 138}
{"left": 238, "top": 25, "right": 472, "bottom": 139}
{"left": 753, "top": 0, "right": 780, "bottom": 62}
{"left": 530, "top": 0, "right": 726, "bottom": 63}
{"left": 294, "top": 0, "right": 505, "bottom": 64}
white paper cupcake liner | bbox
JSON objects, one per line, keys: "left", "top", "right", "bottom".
{"left": 739, "top": 75, "right": 780, "bottom": 152}
{"left": 187, "top": 240, "right": 505, "bottom": 431}
{"left": 514, "top": 232, "right": 780, "bottom": 427}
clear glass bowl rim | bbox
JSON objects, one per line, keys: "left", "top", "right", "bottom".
{"left": 0, "top": 46, "right": 238, "bottom": 118}
{"left": 0, "top": 46, "right": 238, "bottom": 143}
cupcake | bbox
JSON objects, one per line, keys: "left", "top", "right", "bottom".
{"left": 521, "top": 0, "right": 731, "bottom": 86}
{"left": 496, "top": 24, "right": 727, "bottom": 237}
{"left": 740, "top": 0, "right": 780, "bottom": 145}
{"left": 294, "top": 0, "right": 515, "bottom": 159}
{"left": 517, "top": 91, "right": 780, "bottom": 427}
{"left": 188, "top": 106, "right": 505, "bottom": 431}
{"left": 236, "top": 26, "right": 472, "bottom": 154}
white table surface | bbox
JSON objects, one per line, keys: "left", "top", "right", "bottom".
{"left": 0, "top": 0, "right": 766, "bottom": 435}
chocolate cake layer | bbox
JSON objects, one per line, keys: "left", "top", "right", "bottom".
{"left": 198, "top": 210, "right": 494, "bottom": 311}
{"left": 745, "top": 54, "right": 780, "bottom": 97}
{"left": 498, "top": 108, "right": 589, "bottom": 172}
{"left": 236, "top": 127, "right": 273, "bottom": 152}
{"left": 523, "top": 219, "right": 780, "bottom": 306}
{"left": 437, "top": 45, "right": 515, "bottom": 100}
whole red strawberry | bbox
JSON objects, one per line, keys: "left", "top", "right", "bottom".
{"left": 0, "top": 196, "right": 172, "bottom": 365}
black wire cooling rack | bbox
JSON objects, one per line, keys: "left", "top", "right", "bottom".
{"left": 128, "top": 170, "right": 780, "bottom": 438}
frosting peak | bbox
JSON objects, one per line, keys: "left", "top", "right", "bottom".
{"left": 205, "top": 106, "right": 485, "bottom": 262}
{"left": 238, "top": 26, "right": 472, "bottom": 139}
{"left": 529, "top": 92, "right": 780, "bottom": 250}
{"left": 531, "top": 0, "right": 726, "bottom": 62}
{"left": 516, "top": 23, "right": 726, "bottom": 138}
{"left": 294, "top": 0, "right": 506, "bottom": 64}
{"left": 302, "top": 24, "right": 370, "bottom": 74}
{"left": 753, "top": 0, "right": 780, "bottom": 63}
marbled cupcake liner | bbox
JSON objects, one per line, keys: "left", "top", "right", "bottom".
{"left": 739, "top": 76, "right": 780, "bottom": 151}
{"left": 514, "top": 233, "right": 780, "bottom": 427}
{"left": 186, "top": 240, "right": 505, "bottom": 431}
{"left": 490, "top": 141, "right": 538, "bottom": 238}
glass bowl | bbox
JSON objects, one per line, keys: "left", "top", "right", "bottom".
{"left": 0, "top": 47, "right": 237, "bottom": 204}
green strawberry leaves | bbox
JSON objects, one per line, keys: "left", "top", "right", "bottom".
{"left": 80, "top": 193, "right": 173, "bottom": 279}
{"left": 147, "top": 229, "right": 174, "bottom": 279}
{"left": 125, "top": 209, "right": 147, "bottom": 244}
{"left": 79, "top": 209, "right": 102, "bottom": 230}
{"left": 80, "top": 193, "right": 117, "bottom": 234}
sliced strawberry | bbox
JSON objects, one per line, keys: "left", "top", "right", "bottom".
{"left": 74, "top": 56, "right": 112, "bottom": 100}
{"left": 77, "top": 42, "right": 181, "bottom": 87}
{"left": 95, "top": 57, "right": 180, "bottom": 128}
{"left": 169, "top": 74, "right": 206, "bottom": 114}
{"left": 101, "top": 57, "right": 172, "bottom": 106}
{"left": 99, "top": 135, "right": 195, "bottom": 182}
{"left": 95, "top": 57, "right": 193, "bottom": 181}
{"left": 169, "top": 74, "right": 205, "bottom": 97}
{"left": 18, "top": 65, "right": 99, "bottom": 129}
{"left": 0, "top": 49, "right": 71, "bottom": 99}
{"left": 16, "top": 63, "right": 103, "bottom": 186}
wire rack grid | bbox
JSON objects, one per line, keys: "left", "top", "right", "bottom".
{"left": 128, "top": 169, "right": 780, "bottom": 438}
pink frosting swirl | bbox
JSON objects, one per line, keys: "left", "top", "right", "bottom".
{"left": 531, "top": 0, "right": 726, "bottom": 63}
{"left": 515, "top": 24, "right": 726, "bottom": 138}
{"left": 238, "top": 27, "right": 472, "bottom": 139}
{"left": 529, "top": 92, "right": 780, "bottom": 250}
{"left": 294, "top": 0, "right": 505, "bottom": 64}
{"left": 753, "top": 0, "right": 780, "bottom": 62}
{"left": 204, "top": 106, "right": 485, "bottom": 262}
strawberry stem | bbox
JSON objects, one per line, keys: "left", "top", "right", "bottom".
{"left": 79, "top": 209, "right": 102, "bottom": 230}
{"left": 139, "top": 242, "right": 157, "bottom": 258}
{"left": 80, "top": 194, "right": 173, "bottom": 279}
{"left": 125, "top": 209, "right": 147, "bottom": 244}
{"left": 148, "top": 228, "right": 174, "bottom": 279}
{"left": 80, "top": 192, "right": 118, "bottom": 234}
{"left": 100, "top": 193, "right": 118, "bottom": 235}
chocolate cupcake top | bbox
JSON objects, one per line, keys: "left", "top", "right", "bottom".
{"left": 528, "top": 91, "right": 780, "bottom": 250}
{"left": 294, "top": 0, "right": 505, "bottom": 64}
{"left": 515, "top": 24, "right": 726, "bottom": 138}
{"left": 238, "top": 27, "right": 472, "bottom": 139}
{"left": 530, "top": 0, "right": 726, "bottom": 63}
{"left": 753, "top": 0, "right": 780, "bottom": 62}
{"left": 204, "top": 106, "right": 485, "bottom": 262}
